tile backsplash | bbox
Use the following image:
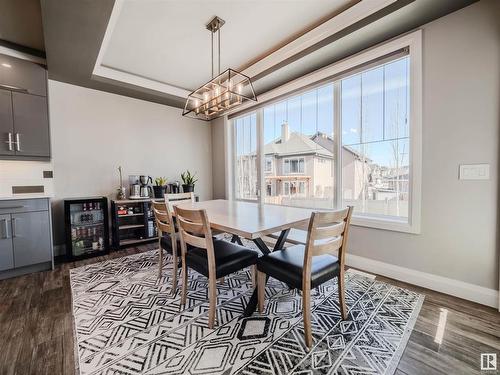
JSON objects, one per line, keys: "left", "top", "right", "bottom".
{"left": 0, "top": 160, "right": 54, "bottom": 198}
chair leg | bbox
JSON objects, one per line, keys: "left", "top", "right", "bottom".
{"left": 157, "top": 243, "right": 163, "bottom": 280}
{"left": 217, "top": 277, "right": 225, "bottom": 284}
{"left": 251, "top": 265, "right": 257, "bottom": 289}
{"left": 257, "top": 271, "right": 266, "bottom": 313}
{"left": 338, "top": 270, "right": 348, "bottom": 320}
{"left": 171, "top": 252, "right": 178, "bottom": 293}
{"left": 181, "top": 258, "right": 188, "bottom": 306}
{"left": 303, "top": 285, "right": 312, "bottom": 349}
{"left": 208, "top": 274, "right": 217, "bottom": 329}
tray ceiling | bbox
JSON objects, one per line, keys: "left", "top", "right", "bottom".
{"left": 99, "top": 0, "right": 354, "bottom": 91}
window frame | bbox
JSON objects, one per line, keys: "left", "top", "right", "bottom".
{"left": 227, "top": 30, "right": 422, "bottom": 234}
{"left": 283, "top": 157, "right": 305, "bottom": 175}
{"left": 264, "top": 157, "right": 273, "bottom": 173}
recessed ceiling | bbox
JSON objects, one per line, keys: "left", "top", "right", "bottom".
{"left": 41, "top": 0, "right": 477, "bottom": 111}
{"left": 100, "top": 0, "right": 354, "bottom": 91}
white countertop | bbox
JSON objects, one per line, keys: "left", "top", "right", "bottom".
{"left": 0, "top": 194, "right": 53, "bottom": 201}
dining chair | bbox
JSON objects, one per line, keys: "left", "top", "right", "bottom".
{"left": 174, "top": 205, "right": 259, "bottom": 329}
{"left": 164, "top": 192, "right": 195, "bottom": 211}
{"left": 153, "top": 193, "right": 195, "bottom": 284}
{"left": 151, "top": 200, "right": 180, "bottom": 290}
{"left": 257, "top": 206, "right": 353, "bottom": 348}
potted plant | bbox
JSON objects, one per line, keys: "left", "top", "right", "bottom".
{"left": 181, "top": 170, "right": 198, "bottom": 193}
{"left": 153, "top": 177, "right": 167, "bottom": 198}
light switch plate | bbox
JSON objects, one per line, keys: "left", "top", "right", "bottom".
{"left": 459, "top": 164, "right": 490, "bottom": 180}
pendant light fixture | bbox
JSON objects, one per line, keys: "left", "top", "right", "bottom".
{"left": 182, "top": 16, "right": 257, "bottom": 120}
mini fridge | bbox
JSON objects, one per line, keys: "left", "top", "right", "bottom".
{"left": 64, "top": 197, "right": 110, "bottom": 260}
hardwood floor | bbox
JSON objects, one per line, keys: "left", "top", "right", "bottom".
{"left": 0, "top": 244, "right": 498, "bottom": 375}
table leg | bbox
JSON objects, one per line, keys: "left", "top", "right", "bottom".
{"left": 243, "top": 228, "right": 291, "bottom": 317}
{"left": 231, "top": 234, "right": 244, "bottom": 246}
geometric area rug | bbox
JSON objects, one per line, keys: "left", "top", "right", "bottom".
{"left": 70, "top": 249, "right": 424, "bottom": 375}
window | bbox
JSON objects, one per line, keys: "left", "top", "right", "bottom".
{"left": 284, "top": 158, "right": 305, "bottom": 174}
{"left": 230, "top": 31, "right": 421, "bottom": 232}
{"left": 262, "top": 84, "right": 335, "bottom": 208}
{"left": 234, "top": 113, "right": 257, "bottom": 200}
{"left": 284, "top": 182, "right": 290, "bottom": 195}
{"left": 264, "top": 157, "right": 273, "bottom": 173}
{"left": 341, "top": 57, "right": 410, "bottom": 220}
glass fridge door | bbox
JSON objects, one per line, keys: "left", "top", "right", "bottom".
{"left": 70, "top": 201, "right": 106, "bottom": 257}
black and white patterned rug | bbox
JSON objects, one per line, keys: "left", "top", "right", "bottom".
{"left": 70, "top": 249, "right": 424, "bottom": 375}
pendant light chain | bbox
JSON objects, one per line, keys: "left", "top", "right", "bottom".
{"left": 218, "top": 27, "right": 221, "bottom": 75}
{"left": 211, "top": 30, "right": 214, "bottom": 78}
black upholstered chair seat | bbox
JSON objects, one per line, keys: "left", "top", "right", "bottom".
{"left": 257, "top": 244, "right": 340, "bottom": 289}
{"left": 185, "top": 239, "right": 258, "bottom": 279}
{"left": 160, "top": 233, "right": 182, "bottom": 256}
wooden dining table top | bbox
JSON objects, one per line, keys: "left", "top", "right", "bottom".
{"left": 174, "top": 199, "right": 315, "bottom": 239}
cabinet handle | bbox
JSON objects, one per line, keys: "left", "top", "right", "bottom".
{"left": 1, "top": 219, "right": 8, "bottom": 239}
{"left": 11, "top": 218, "right": 16, "bottom": 238}
{"left": 5, "top": 133, "right": 13, "bottom": 151}
{"left": 15, "top": 133, "right": 20, "bottom": 152}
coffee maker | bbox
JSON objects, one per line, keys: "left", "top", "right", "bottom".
{"left": 129, "top": 175, "right": 141, "bottom": 199}
{"left": 139, "top": 175, "right": 153, "bottom": 198}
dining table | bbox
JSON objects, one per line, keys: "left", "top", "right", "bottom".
{"left": 174, "top": 199, "right": 316, "bottom": 316}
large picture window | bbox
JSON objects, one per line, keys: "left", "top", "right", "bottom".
{"left": 341, "top": 57, "right": 409, "bottom": 219}
{"left": 229, "top": 32, "right": 421, "bottom": 233}
{"left": 234, "top": 113, "right": 257, "bottom": 200}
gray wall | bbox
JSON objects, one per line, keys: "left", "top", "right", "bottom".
{"left": 211, "top": 0, "right": 500, "bottom": 291}
{"left": 347, "top": 0, "right": 498, "bottom": 291}
{"left": 49, "top": 80, "right": 213, "bottom": 248}
{"left": 211, "top": 116, "right": 226, "bottom": 199}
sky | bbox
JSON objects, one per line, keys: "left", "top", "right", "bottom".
{"left": 236, "top": 56, "right": 410, "bottom": 168}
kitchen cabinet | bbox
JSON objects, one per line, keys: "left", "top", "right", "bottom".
{"left": 12, "top": 92, "right": 50, "bottom": 157}
{"left": 0, "top": 53, "right": 47, "bottom": 97}
{"left": 12, "top": 211, "right": 51, "bottom": 267}
{"left": 0, "top": 89, "right": 14, "bottom": 156}
{"left": 0, "top": 214, "right": 14, "bottom": 271}
{"left": 0, "top": 52, "right": 50, "bottom": 160}
{"left": 0, "top": 198, "right": 53, "bottom": 279}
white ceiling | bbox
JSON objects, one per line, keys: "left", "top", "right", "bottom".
{"left": 100, "top": 0, "right": 353, "bottom": 91}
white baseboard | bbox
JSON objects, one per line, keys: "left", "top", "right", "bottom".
{"left": 346, "top": 253, "right": 499, "bottom": 309}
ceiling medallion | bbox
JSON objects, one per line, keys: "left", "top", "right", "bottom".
{"left": 182, "top": 16, "right": 257, "bottom": 121}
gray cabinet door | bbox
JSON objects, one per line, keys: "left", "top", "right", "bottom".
{"left": 0, "top": 89, "right": 14, "bottom": 156}
{"left": 12, "top": 211, "right": 51, "bottom": 267}
{"left": 0, "top": 214, "right": 14, "bottom": 271}
{"left": 0, "top": 54, "right": 47, "bottom": 96}
{"left": 12, "top": 92, "right": 50, "bottom": 158}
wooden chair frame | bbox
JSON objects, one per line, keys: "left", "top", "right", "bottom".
{"left": 151, "top": 193, "right": 195, "bottom": 290}
{"left": 174, "top": 205, "right": 219, "bottom": 329}
{"left": 258, "top": 206, "right": 353, "bottom": 348}
{"left": 151, "top": 200, "right": 178, "bottom": 289}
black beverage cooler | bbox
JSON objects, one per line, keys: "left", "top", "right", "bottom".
{"left": 64, "top": 197, "right": 110, "bottom": 260}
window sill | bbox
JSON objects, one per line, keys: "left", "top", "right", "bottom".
{"left": 350, "top": 214, "right": 420, "bottom": 234}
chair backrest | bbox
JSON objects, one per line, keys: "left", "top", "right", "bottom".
{"left": 174, "top": 206, "right": 215, "bottom": 260}
{"left": 151, "top": 200, "right": 175, "bottom": 236}
{"left": 164, "top": 192, "right": 195, "bottom": 212}
{"left": 303, "top": 206, "right": 354, "bottom": 275}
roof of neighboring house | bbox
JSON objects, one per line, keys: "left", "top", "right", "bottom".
{"left": 264, "top": 132, "right": 333, "bottom": 158}
{"left": 264, "top": 130, "right": 377, "bottom": 162}
{"left": 311, "top": 131, "right": 373, "bottom": 162}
